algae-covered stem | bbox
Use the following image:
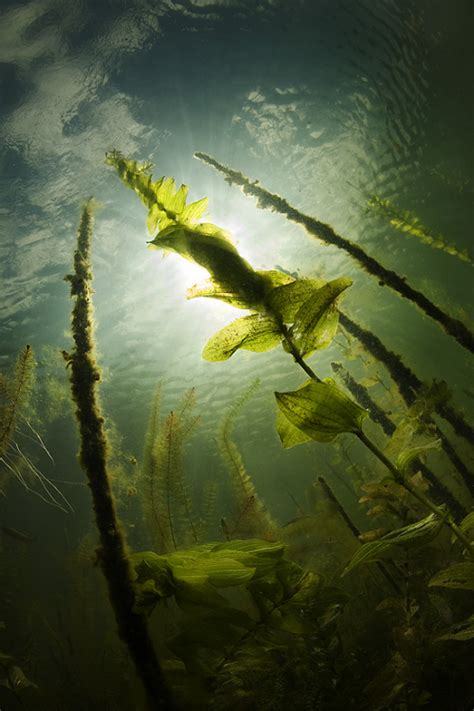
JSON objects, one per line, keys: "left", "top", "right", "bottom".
{"left": 194, "top": 151, "right": 474, "bottom": 356}
{"left": 279, "top": 324, "right": 474, "bottom": 558}
{"left": 64, "top": 200, "right": 174, "bottom": 710}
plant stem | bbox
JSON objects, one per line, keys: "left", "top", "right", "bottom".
{"left": 358, "top": 431, "right": 474, "bottom": 558}
{"left": 282, "top": 326, "right": 473, "bottom": 558}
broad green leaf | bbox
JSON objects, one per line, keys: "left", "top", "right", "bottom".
{"left": 276, "top": 408, "right": 312, "bottom": 448}
{"left": 396, "top": 439, "right": 441, "bottom": 475}
{"left": 266, "top": 278, "right": 325, "bottom": 322}
{"left": 275, "top": 378, "right": 368, "bottom": 443}
{"left": 291, "top": 277, "right": 352, "bottom": 356}
{"left": 172, "top": 557, "right": 255, "bottom": 588}
{"left": 258, "top": 269, "right": 295, "bottom": 294}
{"left": 343, "top": 512, "right": 445, "bottom": 576}
{"left": 428, "top": 562, "right": 474, "bottom": 591}
{"left": 435, "top": 615, "right": 474, "bottom": 642}
{"left": 150, "top": 226, "right": 269, "bottom": 311}
{"left": 211, "top": 538, "right": 285, "bottom": 557}
{"left": 187, "top": 279, "right": 254, "bottom": 309}
{"left": 203, "top": 314, "right": 281, "bottom": 361}
{"left": 107, "top": 152, "right": 268, "bottom": 309}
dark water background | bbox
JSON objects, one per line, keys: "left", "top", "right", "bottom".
{"left": 0, "top": 1, "right": 473, "bottom": 708}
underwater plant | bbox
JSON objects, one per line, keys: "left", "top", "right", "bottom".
{"left": 64, "top": 198, "right": 173, "bottom": 710}
{"left": 330, "top": 361, "right": 468, "bottom": 517}
{"left": 218, "top": 380, "right": 278, "bottom": 541}
{"left": 367, "top": 194, "right": 473, "bottom": 266}
{"left": 193, "top": 151, "right": 474, "bottom": 355}
{"left": 107, "top": 152, "right": 473, "bottom": 563}
{"left": 140, "top": 385, "right": 203, "bottom": 552}
{"left": 131, "top": 537, "right": 345, "bottom": 709}
{"left": 0, "top": 345, "right": 71, "bottom": 512}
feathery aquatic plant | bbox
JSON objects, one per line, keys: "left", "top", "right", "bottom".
{"left": 219, "top": 380, "right": 278, "bottom": 540}
{"left": 140, "top": 386, "right": 201, "bottom": 552}
{"left": 0, "top": 346, "right": 70, "bottom": 512}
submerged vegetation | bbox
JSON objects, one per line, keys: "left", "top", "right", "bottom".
{"left": 367, "top": 194, "right": 473, "bottom": 266}
{"left": 96, "top": 151, "right": 473, "bottom": 708}
{"left": 193, "top": 151, "right": 474, "bottom": 355}
{"left": 2, "top": 148, "right": 472, "bottom": 709}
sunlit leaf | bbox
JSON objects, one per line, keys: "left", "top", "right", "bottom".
{"left": 291, "top": 277, "right": 352, "bottom": 356}
{"left": 428, "top": 562, "right": 474, "bottom": 591}
{"left": 275, "top": 378, "right": 368, "bottom": 443}
{"left": 187, "top": 279, "right": 253, "bottom": 309}
{"left": 180, "top": 196, "right": 208, "bottom": 223}
{"left": 266, "top": 277, "right": 325, "bottom": 322}
{"left": 203, "top": 314, "right": 281, "bottom": 361}
{"left": 343, "top": 512, "right": 445, "bottom": 576}
{"left": 276, "top": 408, "right": 312, "bottom": 448}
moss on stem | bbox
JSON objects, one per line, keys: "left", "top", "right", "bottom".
{"left": 64, "top": 199, "right": 174, "bottom": 710}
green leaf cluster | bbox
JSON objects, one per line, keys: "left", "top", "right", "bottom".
{"left": 131, "top": 538, "right": 286, "bottom": 614}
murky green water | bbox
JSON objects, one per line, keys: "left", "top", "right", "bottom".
{"left": 0, "top": 1, "right": 473, "bottom": 709}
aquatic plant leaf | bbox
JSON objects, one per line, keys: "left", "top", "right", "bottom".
{"left": 396, "top": 439, "right": 441, "bottom": 475}
{"left": 291, "top": 277, "right": 352, "bottom": 356}
{"left": 276, "top": 408, "right": 312, "bottom": 448}
{"left": 343, "top": 512, "right": 445, "bottom": 575}
{"left": 435, "top": 615, "right": 474, "bottom": 642}
{"left": 107, "top": 151, "right": 271, "bottom": 311}
{"left": 172, "top": 556, "right": 256, "bottom": 588}
{"left": 267, "top": 277, "right": 325, "bottom": 322}
{"left": 131, "top": 552, "right": 176, "bottom": 598}
{"left": 275, "top": 378, "right": 368, "bottom": 443}
{"left": 428, "top": 562, "right": 474, "bottom": 591}
{"left": 212, "top": 538, "right": 285, "bottom": 558}
{"left": 180, "top": 197, "right": 208, "bottom": 223}
{"left": 257, "top": 269, "right": 295, "bottom": 290}
{"left": 203, "top": 314, "right": 281, "bottom": 361}
{"left": 187, "top": 279, "right": 254, "bottom": 309}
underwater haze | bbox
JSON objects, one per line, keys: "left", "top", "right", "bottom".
{"left": 0, "top": 1, "right": 473, "bottom": 709}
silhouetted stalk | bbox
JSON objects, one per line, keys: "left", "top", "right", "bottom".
{"left": 357, "top": 431, "right": 473, "bottom": 557}
{"left": 195, "top": 151, "right": 474, "bottom": 355}
{"left": 339, "top": 314, "right": 474, "bottom": 498}
{"left": 317, "top": 476, "right": 361, "bottom": 540}
{"left": 318, "top": 476, "right": 400, "bottom": 594}
{"left": 331, "top": 361, "right": 395, "bottom": 436}
{"left": 64, "top": 200, "right": 173, "bottom": 710}
{"left": 330, "top": 361, "right": 467, "bottom": 517}
{"left": 339, "top": 313, "right": 474, "bottom": 446}
{"left": 278, "top": 327, "right": 474, "bottom": 558}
